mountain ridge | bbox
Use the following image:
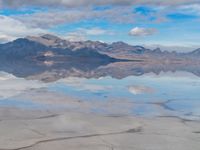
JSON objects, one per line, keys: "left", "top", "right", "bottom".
{"left": 0, "top": 34, "right": 199, "bottom": 61}
{"left": 25, "top": 34, "right": 199, "bottom": 54}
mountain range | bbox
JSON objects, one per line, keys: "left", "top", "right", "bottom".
{"left": 0, "top": 34, "right": 199, "bottom": 62}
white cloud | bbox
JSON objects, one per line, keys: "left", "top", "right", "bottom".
{"left": 81, "top": 28, "right": 107, "bottom": 35}
{"left": 64, "top": 32, "right": 86, "bottom": 42}
{"left": 8, "top": 3, "right": 199, "bottom": 33}
{"left": 0, "top": 72, "right": 46, "bottom": 98}
{"left": 14, "top": 7, "right": 137, "bottom": 29}
{"left": 177, "top": 4, "right": 200, "bottom": 16}
{"left": 0, "top": 15, "right": 47, "bottom": 43}
{"left": 0, "top": 35, "right": 13, "bottom": 43}
{"left": 0, "top": 1, "right": 199, "bottom": 45}
{"left": 15, "top": 9, "right": 91, "bottom": 28}
{"left": 1, "top": 0, "right": 199, "bottom": 8}
{"left": 64, "top": 27, "right": 112, "bottom": 41}
{"left": 128, "top": 85, "right": 154, "bottom": 95}
{"left": 129, "top": 27, "right": 157, "bottom": 37}
{"left": 57, "top": 77, "right": 113, "bottom": 92}
{"left": 0, "top": 72, "right": 15, "bottom": 81}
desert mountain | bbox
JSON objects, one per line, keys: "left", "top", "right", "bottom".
{"left": 0, "top": 34, "right": 199, "bottom": 62}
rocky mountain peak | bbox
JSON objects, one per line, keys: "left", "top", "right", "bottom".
{"left": 26, "top": 34, "right": 66, "bottom": 47}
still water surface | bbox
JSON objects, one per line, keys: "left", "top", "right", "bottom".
{"left": 0, "top": 66, "right": 200, "bottom": 120}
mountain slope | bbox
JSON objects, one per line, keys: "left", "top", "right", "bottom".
{"left": 0, "top": 34, "right": 199, "bottom": 62}
{"left": 24, "top": 34, "right": 156, "bottom": 60}
{"left": 0, "top": 36, "right": 118, "bottom": 63}
{"left": 26, "top": 34, "right": 190, "bottom": 60}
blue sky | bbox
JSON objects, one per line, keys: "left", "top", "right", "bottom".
{"left": 0, "top": 0, "right": 200, "bottom": 51}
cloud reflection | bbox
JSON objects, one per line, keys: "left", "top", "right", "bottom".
{"left": 128, "top": 85, "right": 154, "bottom": 95}
{"left": 0, "top": 72, "right": 47, "bottom": 98}
{"left": 56, "top": 77, "right": 113, "bottom": 92}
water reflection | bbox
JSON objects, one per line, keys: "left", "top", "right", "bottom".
{"left": 0, "top": 60, "right": 200, "bottom": 120}
{"left": 128, "top": 85, "right": 155, "bottom": 95}
{"left": 0, "top": 72, "right": 46, "bottom": 99}
{"left": 0, "top": 58, "right": 200, "bottom": 81}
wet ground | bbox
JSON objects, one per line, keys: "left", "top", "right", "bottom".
{"left": 0, "top": 63, "right": 199, "bottom": 150}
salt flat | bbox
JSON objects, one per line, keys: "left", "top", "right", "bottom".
{"left": 0, "top": 106, "right": 199, "bottom": 150}
{"left": 0, "top": 69, "right": 200, "bottom": 150}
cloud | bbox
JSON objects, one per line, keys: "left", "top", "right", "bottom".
{"left": 0, "top": 0, "right": 200, "bottom": 8}
{"left": 0, "top": 72, "right": 46, "bottom": 98}
{"left": 6, "top": 3, "right": 199, "bottom": 32}
{"left": 129, "top": 27, "right": 157, "bottom": 36}
{"left": 64, "top": 32, "right": 86, "bottom": 42}
{"left": 14, "top": 7, "right": 137, "bottom": 29}
{"left": 177, "top": 4, "right": 200, "bottom": 16}
{"left": 80, "top": 28, "right": 107, "bottom": 35}
{"left": 0, "top": 15, "right": 47, "bottom": 43}
{"left": 14, "top": 9, "right": 91, "bottom": 28}
{"left": 0, "top": 72, "right": 15, "bottom": 81}
{"left": 57, "top": 77, "right": 113, "bottom": 92}
{"left": 0, "top": 0, "right": 199, "bottom": 45}
{"left": 0, "top": 35, "right": 13, "bottom": 43}
{"left": 128, "top": 85, "right": 154, "bottom": 95}
{"left": 64, "top": 28, "right": 109, "bottom": 41}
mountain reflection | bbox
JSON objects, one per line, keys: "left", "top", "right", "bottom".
{"left": 0, "top": 58, "right": 200, "bottom": 82}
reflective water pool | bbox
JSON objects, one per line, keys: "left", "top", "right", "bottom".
{"left": 0, "top": 69, "right": 200, "bottom": 120}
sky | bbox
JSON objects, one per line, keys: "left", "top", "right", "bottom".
{"left": 0, "top": 0, "right": 200, "bottom": 52}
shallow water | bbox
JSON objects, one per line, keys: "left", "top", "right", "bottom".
{"left": 47, "top": 72, "right": 200, "bottom": 119}
{"left": 0, "top": 61, "right": 200, "bottom": 120}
